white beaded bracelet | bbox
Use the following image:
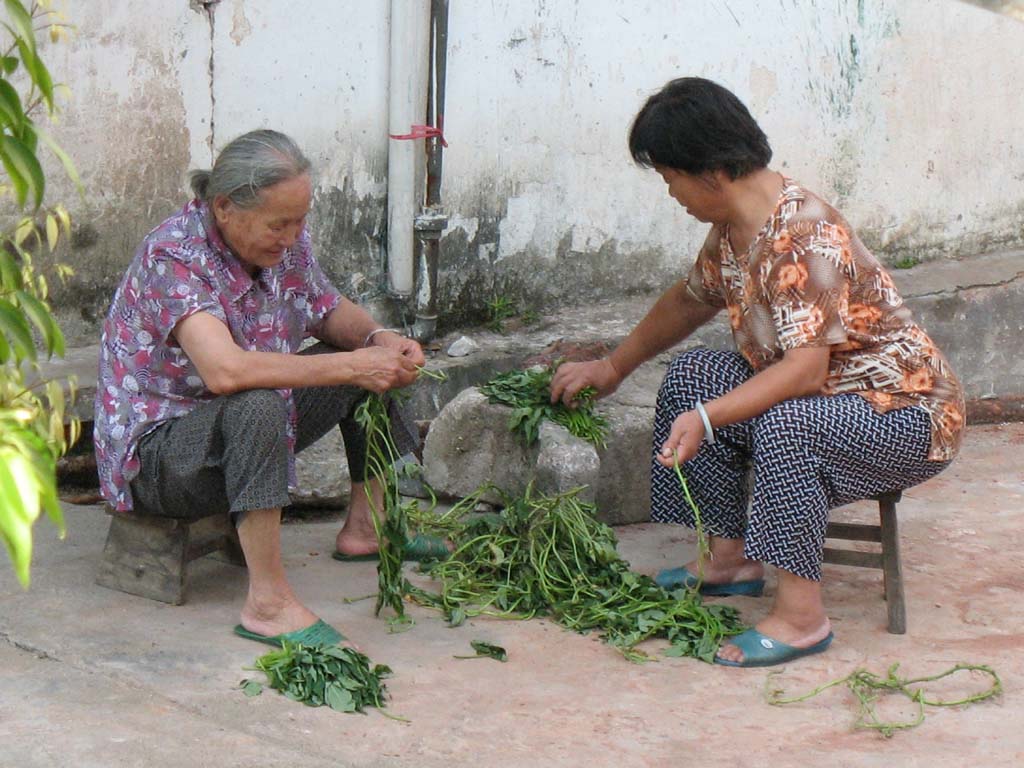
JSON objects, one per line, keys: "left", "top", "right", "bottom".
{"left": 694, "top": 401, "right": 716, "bottom": 445}
{"left": 363, "top": 327, "right": 403, "bottom": 347}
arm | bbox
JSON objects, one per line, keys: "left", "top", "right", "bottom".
{"left": 316, "top": 297, "right": 426, "bottom": 368}
{"left": 550, "top": 278, "right": 719, "bottom": 405}
{"left": 656, "top": 345, "right": 830, "bottom": 467}
{"left": 173, "top": 311, "right": 419, "bottom": 395}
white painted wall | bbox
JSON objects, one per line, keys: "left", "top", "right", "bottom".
{"left": 34, "top": 0, "right": 1024, "bottom": 340}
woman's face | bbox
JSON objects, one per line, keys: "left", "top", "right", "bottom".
{"left": 654, "top": 166, "right": 726, "bottom": 223}
{"left": 213, "top": 173, "right": 312, "bottom": 273}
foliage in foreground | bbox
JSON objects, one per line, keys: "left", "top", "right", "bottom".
{"left": 1, "top": 0, "right": 81, "bottom": 587}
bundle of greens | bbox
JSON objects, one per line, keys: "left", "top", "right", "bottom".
{"left": 241, "top": 641, "right": 392, "bottom": 714}
{"left": 354, "top": 394, "right": 411, "bottom": 619}
{"left": 409, "top": 484, "right": 743, "bottom": 662}
{"left": 479, "top": 366, "right": 608, "bottom": 448}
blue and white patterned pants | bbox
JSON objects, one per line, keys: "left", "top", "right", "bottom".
{"left": 650, "top": 348, "right": 950, "bottom": 581}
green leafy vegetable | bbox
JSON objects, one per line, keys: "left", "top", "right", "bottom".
{"left": 409, "top": 484, "right": 743, "bottom": 663}
{"left": 479, "top": 365, "right": 608, "bottom": 447}
{"left": 241, "top": 640, "right": 392, "bottom": 714}
{"left": 454, "top": 640, "right": 508, "bottom": 662}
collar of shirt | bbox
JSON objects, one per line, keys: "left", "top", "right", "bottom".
{"left": 197, "top": 200, "right": 280, "bottom": 303}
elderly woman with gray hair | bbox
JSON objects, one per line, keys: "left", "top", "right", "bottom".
{"left": 94, "top": 129, "right": 445, "bottom": 647}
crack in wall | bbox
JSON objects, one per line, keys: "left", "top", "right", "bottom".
{"left": 190, "top": 0, "right": 219, "bottom": 153}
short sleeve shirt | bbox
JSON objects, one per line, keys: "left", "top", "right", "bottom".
{"left": 686, "top": 179, "right": 964, "bottom": 462}
{"left": 94, "top": 199, "right": 343, "bottom": 510}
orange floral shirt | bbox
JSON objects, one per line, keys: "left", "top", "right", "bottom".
{"left": 686, "top": 180, "right": 964, "bottom": 461}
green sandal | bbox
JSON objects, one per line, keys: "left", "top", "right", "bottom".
{"left": 331, "top": 532, "right": 450, "bottom": 563}
{"left": 233, "top": 618, "right": 346, "bottom": 648}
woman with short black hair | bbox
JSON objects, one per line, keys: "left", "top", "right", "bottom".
{"left": 551, "top": 77, "right": 963, "bottom": 667}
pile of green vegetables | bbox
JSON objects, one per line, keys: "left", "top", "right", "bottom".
{"left": 408, "top": 484, "right": 743, "bottom": 663}
{"left": 241, "top": 641, "right": 393, "bottom": 715}
{"left": 479, "top": 366, "right": 608, "bottom": 447}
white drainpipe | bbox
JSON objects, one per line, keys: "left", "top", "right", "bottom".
{"left": 387, "top": 0, "right": 431, "bottom": 298}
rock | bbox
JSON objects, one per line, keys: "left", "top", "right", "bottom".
{"left": 422, "top": 386, "right": 652, "bottom": 523}
{"left": 292, "top": 430, "right": 351, "bottom": 508}
{"left": 594, "top": 406, "right": 654, "bottom": 525}
{"left": 422, "top": 388, "right": 534, "bottom": 504}
{"left": 535, "top": 421, "right": 599, "bottom": 502}
{"left": 446, "top": 335, "right": 480, "bottom": 357}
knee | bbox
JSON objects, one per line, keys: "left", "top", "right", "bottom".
{"left": 753, "top": 400, "right": 812, "bottom": 452}
{"left": 658, "top": 348, "right": 744, "bottom": 409}
{"left": 221, "top": 389, "right": 288, "bottom": 444}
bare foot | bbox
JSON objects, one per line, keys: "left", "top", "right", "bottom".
{"left": 240, "top": 592, "right": 320, "bottom": 638}
{"left": 715, "top": 614, "right": 832, "bottom": 664}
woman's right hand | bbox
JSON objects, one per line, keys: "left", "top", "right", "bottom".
{"left": 345, "top": 346, "right": 420, "bottom": 393}
{"left": 550, "top": 358, "right": 623, "bottom": 406}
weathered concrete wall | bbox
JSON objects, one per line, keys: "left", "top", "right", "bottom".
{"left": 34, "top": 0, "right": 1024, "bottom": 344}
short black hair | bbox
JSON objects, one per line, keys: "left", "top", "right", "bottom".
{"left": 628, "top": 77, "right": 772, "bottom": 179}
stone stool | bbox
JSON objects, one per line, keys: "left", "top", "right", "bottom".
{"left": 95, "top": 507, "right": 246, "bottom": 605}
{"left": 823, "top": 491, "right": 906, "bottom": 634}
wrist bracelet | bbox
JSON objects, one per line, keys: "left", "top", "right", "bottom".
{"left": 364, "top": 327, "right": 403, "bottom": 348}
{"left": 694, "top": 401, "right": 716, "bottom": 445}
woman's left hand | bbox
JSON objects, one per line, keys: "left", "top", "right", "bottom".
{"left": 374, "top": 331, "right": 426, "bottom": 369}
{"left": 656, "top": 410, "right": 706, "bottom": 467}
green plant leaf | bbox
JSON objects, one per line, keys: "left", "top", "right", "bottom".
{"left": 240, "top": 679, "right": 263, "bottom": 697}
{"left": 0, "top": 296, "right": 36, "bottom": 360}
{"left": 15, "top": 38, "right": 53, "bottom": 112}
{"left": 0, "top": 78, "right": 25, "bottom": 127}
{"left": 0, "top": 246, "right": 23, "bottom": 289}
{"left": 14, "top": 289, "right": 63, "bottom": 356}
{"left": 3, "top": 1, "right": 35, "bottom": 53}
{"left": 0, "top": 134, "right": 44, "bottom": 209}
{"left": 0, "top": 55, "right": 17, "bottom": 75}
{"left": 30, "top": 127, "right": 80, "bottom": 197}
{"left": 456, "top": 640, "right": 508, "bottom": 662}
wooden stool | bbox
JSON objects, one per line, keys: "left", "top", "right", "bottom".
{"left": 823, "top": 491, "right": 906, "bottom": 634}
{"left": 95, "top": 506, "right": 246, "bottom": 605}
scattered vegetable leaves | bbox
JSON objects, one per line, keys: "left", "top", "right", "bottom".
{"left": 454, "top": 640, "right": 508, "bottom": 662}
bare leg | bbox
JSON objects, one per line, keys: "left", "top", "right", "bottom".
{"left": 685, "top": 535, "right": 764, "bottom": 584}
{"left": 237, "top": 507, "right": 319, "bottom": 636}
{"left": 716, "top": 568, "right": 832, "bottom": 664}
{"left": 335, "top": 479, "right": 383, "bottom": 557}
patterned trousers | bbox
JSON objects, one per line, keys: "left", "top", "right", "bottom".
{"left": 129, "top": 343, "right": 419, "bottom": 522}
{"left": 650, "top": 348, "right": 950, "bottom": 581}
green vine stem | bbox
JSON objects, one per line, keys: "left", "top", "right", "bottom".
{"left": 767, "top": 662, "right": 1002, "bottom": 738}
{"left": 672, "top": 460, "right": 710, "bottom": 584}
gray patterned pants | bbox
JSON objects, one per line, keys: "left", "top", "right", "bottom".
{"left": 129, "top": 344, "right": 418, "bottom": 523}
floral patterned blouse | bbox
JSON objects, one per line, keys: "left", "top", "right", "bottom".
{"left": 686, "top": 179, "right": 964, "bottom": 461}
{"left": 94, "top": 200, "right": 343, "bottom": 511}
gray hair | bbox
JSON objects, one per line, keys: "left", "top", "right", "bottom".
{"left": 188, "top": 129, "right": 312, "bottom": 208}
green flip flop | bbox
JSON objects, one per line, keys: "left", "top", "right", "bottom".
{"left": 331, "top": 532, "right": 450, "bottom": 563}
{"left": 714, "top": 628, "right": 834, "bottom": 668}
{"left": 233, "top": 618, "right": 346, "bottom": 648}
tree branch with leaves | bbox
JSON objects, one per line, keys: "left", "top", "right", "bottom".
{"left": 1, "top": 0, "right": 80, "bottom": 587}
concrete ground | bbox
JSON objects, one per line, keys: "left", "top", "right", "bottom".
{"left": 1, "top": 422, "right": 1022, "bottom": 768}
